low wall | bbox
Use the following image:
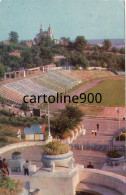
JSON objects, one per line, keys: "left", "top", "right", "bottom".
{"left": 79, "top": 168, "right": 126, "bottom": 195}
{"left": 0, "top": 141, "right": 44, "bottom": 155}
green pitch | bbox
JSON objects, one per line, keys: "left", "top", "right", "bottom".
{"left": 81, "top": 79, "right": 125, "bottom": 107}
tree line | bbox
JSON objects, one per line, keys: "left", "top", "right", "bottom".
{"left": 0, "top": 31, "right": 125, "bottom": 79}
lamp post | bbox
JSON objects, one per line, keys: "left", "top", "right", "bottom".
{"left": 65, "top": 85, "right": 67, "bottom": 107}
{"left": 46, "top": 102, "right": 52, "bottom": 143}
{"left": 48, "top": 102, "right": 51, "bottom": 137}
{"left": 12, "top": 104, "right": 14, "bottom": 114}
{"left": 116, "top": 108, "right": 121, "bottom": 141}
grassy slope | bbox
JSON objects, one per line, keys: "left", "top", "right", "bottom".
{"left": 0, "top": 124, "right": 25, "bottom": 147}
{"left": 62, "top": 70, "right": 116, "bottom": 82}
{"left": 0, "top": 110, "right": 47, "bottom": 147}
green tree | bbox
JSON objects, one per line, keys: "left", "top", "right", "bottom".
{"left": 120, "top": 48, "right": 125, "bottom": 54}
{"left": 74, "top": 36, "right": 87, "bottom": 52}
{"left": 70, "top": 52, "right": 89, "bottom": 69}
{"left": 60, "top": 37, "right": 70, "bottom": 42}
{"left": 9, "top": 56, "right": 21, "bottom": 70}
{"left": 61, "top": 105, "right": 84, "bottom": 126}
{"left": 1, "top": 97, "right": 5, "bottom": 109}
{"left": 9, "top": 31, "right": 19, "bottom": 44}
{"left": 20, "top": 102, "right": 30, "bottom": 113}
{"left": 0, "top": 96, "right": 3, "bottom": 104}
{"left": 0, "top": 64, "right": 8, "bottom": 78}
{"left": 50, "top": 105, "right": 84, "bottom": 138}
{"left": 111, "top": 47, "right": 118, "bottom": 53}
{"left": 103, "top": 39, "right": 112, "bottom": 51}
{"left": 38, "top": 36, "right": 52, "bottom": 47}
{"left": 116, "top": 56, "right": 125, "bottom": 71}
{"left": 39, "top": 47, "right": 53, "bottom": 64}
{"left": 21, "top": 49, "right": 34, "bottom": 68}
{"left": 51, "top": 115, "right": 71, "bottom": 137}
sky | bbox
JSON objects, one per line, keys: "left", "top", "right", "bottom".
{"left": 0, "top": 0, "right": 125, "bottom": 41}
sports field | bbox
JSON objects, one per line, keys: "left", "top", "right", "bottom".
{"left": 81, "top": 79, "right": 125, "bottom": 107}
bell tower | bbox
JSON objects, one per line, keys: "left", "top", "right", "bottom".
{"left": 48, "top": 24, "right": 53, "bottom": 40}
{"left": 40, "top": 24, "right": 43, "bottom": 33}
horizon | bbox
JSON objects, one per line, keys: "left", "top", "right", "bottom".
{"left": 0, "top": 0, "right": 125, "bottom": 41}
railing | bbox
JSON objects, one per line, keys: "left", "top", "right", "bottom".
{"left": 70, "top": 143, "right": 125, "bottom": 151}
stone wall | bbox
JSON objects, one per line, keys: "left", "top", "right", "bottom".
{"left": 79, "top": 168, "right": 126, "bottom": 195}
{"left": 0, "top": 141, "right": 44, "bottom": 155}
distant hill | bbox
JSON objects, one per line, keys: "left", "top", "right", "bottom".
{"left": 87, "top": 39, "right": 125, "bottom": 48}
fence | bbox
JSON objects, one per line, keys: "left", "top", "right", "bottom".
{"left": 70, "top": 143, "right": 125, "bottom": 152}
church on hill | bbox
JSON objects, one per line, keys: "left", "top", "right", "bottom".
{"left": 34, "top": 24, "right": 53, "bottom": 43}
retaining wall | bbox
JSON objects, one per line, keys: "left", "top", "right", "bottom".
{"left": 79, "top": 168, "right": 126, "bottom": 195}
{"left": 0, "top": 141, "right": 44, "bottom": 155}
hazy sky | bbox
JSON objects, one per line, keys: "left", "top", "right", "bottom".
{"left": 0, "top": 0, "right": 125, "bottom": 41}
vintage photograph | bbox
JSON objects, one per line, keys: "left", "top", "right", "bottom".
{"left": 0, "top": 0, "right": 125, "bottom": 194}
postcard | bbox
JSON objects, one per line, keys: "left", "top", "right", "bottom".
{"left": 0, "top": 0, "right": 125, "bottom": 194}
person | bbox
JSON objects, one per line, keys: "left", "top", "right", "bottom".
{"left": 94, "top": 130, "right": 97, "bottom": 136}
{"left": 82, "top": 128, "right": 86, "bottom": 135}
{"left": 87, "top": 162, "right": 94, "bottom": 169}
{"left": 97, "top": 123, "right": 99, "bottom": 131}
{"left": 2, "top": 158, "right": 9, "bottom": 175}
{"left": 92, "top": 130, "right": 94, "bottom": 135}
{"left": 30, "top": 111, "right": 33, "bottom": 117}
{"left": 0, "top": 157, "right": 2, "bottom": 169}
{"left": 23, "top": 160, "right": 30, "bottom": 175}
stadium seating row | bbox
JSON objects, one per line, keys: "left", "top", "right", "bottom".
{"left": 6, "top": 79, "right": 56, "bottom": 97}
{"left": 0, "top": 71, "right": 79, "bottom": 105}
{"left": 0, "top": 85, "right": 24, "bottom": 104}
{"left": 31, "top": 71, "right": 78, "bottom": 92}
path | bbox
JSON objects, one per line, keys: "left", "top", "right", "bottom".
{"left": 98, "top": 107, "right": 125, "bottom": 118}
{"left": 72, "top": 117, "right": 125, "bottom": 169}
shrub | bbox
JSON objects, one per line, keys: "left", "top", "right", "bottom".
{"left": 116, "top": 133, "right": 126, "bottom": 141}
{"left": 107, "top": 150, "right": 122, "bottom": 158}
{"left": 0, "top": 137, "right": 7, "bottom": 142}
{"left": 4, "top": 132, "right": 16, "bottom": 137}
{"left": 0, "top": 110, "right": 14, "bottom": 117}
{"left": 0, "top": 116, "right": 9, "bottom": 124}
{"left": 43, "top": 140, "right": 70, "bottom": 155}
{"left": 0, "top": 110, "right": 46, "bottom": 127}
{"left": 74, "top": 129, "right": 77, "bottom": 136}
{"left": 20, "top": 101, "right": 30, "bottom": 112}
{"left": 76, "top": 124, "right": 83, "bottom": 132}
{"left": 12, "top": 151, "right": 21, "bottom": 155}
{"left": 0, "top": 170, "right": 23, "bottom": 195}
{"left": 76, "top": 126, "right": 81, "bottom": 132}
{"left": 61, "top": 132, "right": 73, "bottom": 139}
